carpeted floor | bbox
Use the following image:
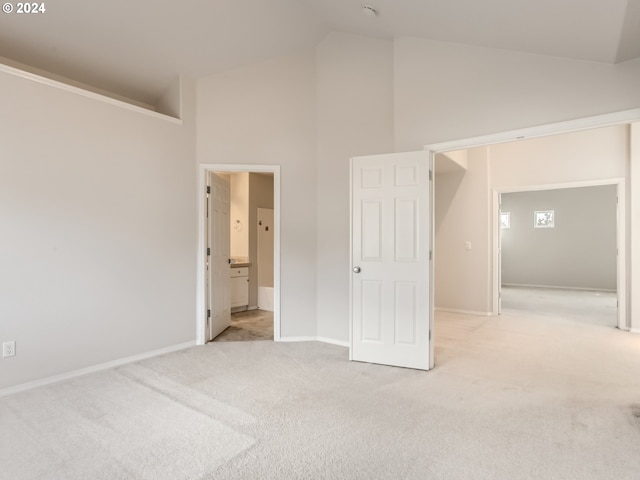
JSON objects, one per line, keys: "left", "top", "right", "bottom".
{"left": 501, "top": 285, "right": 618, "bottom": 327}
{"left": 214, "top": 309, "right": 274, "bottom": 342}
{"left": 2, "top": 304, "right": 640, "bottom": 479}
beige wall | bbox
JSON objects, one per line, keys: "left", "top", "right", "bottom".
{"left": 435, "top": 147, "right": 492, "bottom": 314}
{"left": 632, "top": 122, "right": 640, "bottom": 333}
{"left": 501, "top": 186, "right": 618, "bottom": 290}
{"left": 0, "top": 72, "right": 197, "bottom": 390}
{"left": 229, "top": 172, "right": 249, "bottom": 259}
{"left": 490, "top": 126, "right": 628, "bottom": 188}
{"left": 248, "top": 173, "right": 274, "bottom": 307}
{"left": 315, "top": 33, "right": 395, "bottom": 341}
{"left": 197, "top": 51, "right": 318, "bottom": 338}
{"left": 394, "top": 37, "right": 640, "bottom": 150}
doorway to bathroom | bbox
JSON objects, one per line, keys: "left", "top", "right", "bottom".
{"left": 196, "top": 164, "right": 281, "bottom": 346}
{"left": 215, "top": 173, "right": 275, "bottom": 341}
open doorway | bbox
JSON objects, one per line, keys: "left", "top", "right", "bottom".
{"left": 427, "top": 112, "right": 636, "bottom": 366}
{"left": 497, "top": 183, "right": 620, "bottom": 328}
{"left": 214, "top": 172, "right": 275, "bottom": 342}
{"left": 196, "top": 164, "right": 281, "bottom": 346}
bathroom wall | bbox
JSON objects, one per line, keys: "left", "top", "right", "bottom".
{"left": 230, "top": 172, "right": 250, "bottom": 260}
{"left": 248, "top": 173, "right": 274, "bottom": 307}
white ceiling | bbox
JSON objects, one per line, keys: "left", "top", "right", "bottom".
{"left": 1, "top": 0, "right": 638, "bottom": 105}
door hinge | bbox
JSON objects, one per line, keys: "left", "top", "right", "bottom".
{"left": 207, "top": 247, "right": 211, "bottom": 256}
{"left": 429, "top": 250, "right": 432, "bottom": 261}
{"left": 206, "top": 186, "right": 211, "bottom": 195}
{"left": 429, "top": 330, "right": 432, "bottom": 341}
{"left": 429, "top": 169, "right": 433, "bottom": 181}
{"left": 207, "top": 309, "right": 211, "bottom": 318}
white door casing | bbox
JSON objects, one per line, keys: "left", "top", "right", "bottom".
{"left": 498, "top": 193, "right": 503, "bottom": 315}
{"left": 207, "top": 172, "right": 231, "bottom": 340}
{"left": 350, "top": 151, "right": 432, "bottom": 370}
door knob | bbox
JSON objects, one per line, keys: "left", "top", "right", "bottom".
{"left": 353, "top": 266, "right": 361, "bottom": 273}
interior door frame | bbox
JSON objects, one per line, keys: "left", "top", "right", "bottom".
{"left": 196, "top": 164, "right": 281, "bottom": 345}
{"left": 492, "top": 179, "right": 626, "bottom": 330}
{"left": 425, "top": 108, "right": 640, "bottom": 336}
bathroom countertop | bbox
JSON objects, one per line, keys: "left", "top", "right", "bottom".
{"left": 230, "top": 262, "right": 251, "bottom": 268}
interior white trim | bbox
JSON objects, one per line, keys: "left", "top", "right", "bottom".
{"left": 434, "top": 308, "right": 493, "bottom": 317}
{"left": 502, "top": 283, "right": 617, "bottom": 293}
{"left": 279, "top": 337, "right": 318, "bottom": 343}
{"left": 316, "top": 337, "right": 350, "bottom": 348}
{"left": 0, "top": 62, "right": 183, "bottom": 124}
{"left": 427, "top": 109, "right": 640, "bottom": 154}
{"left": 279, "top": 337, "right": 350, "bottom": 348}
{"left": 197, "top": 164, "right": 281, "bottom": 344}
{"left": 426, "top": 109, "right": 640, "bottom": 335}
{"left": 0, "top": 341, "right": 196, "bottom": 398}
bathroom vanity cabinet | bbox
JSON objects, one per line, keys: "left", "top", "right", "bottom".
{"left": 230, "top": 266, "right": 249, "bottom": 308}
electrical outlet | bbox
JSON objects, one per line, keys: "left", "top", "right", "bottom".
{"left": 3, "top": 341, "right": 15, "bottom": 358}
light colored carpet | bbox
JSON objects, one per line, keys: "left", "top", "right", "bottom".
{"left": 501, "top": 285, "right": 618, "bottom": 327}
{"left": 2, "top": 309, "right": 640, "bottom": 479}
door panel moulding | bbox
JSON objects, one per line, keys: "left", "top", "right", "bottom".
{"left": 197, "top": 164, "right": 281, "bottom": 345}
{"left": 424, "top": 108, "right": 640, "bottom": 333}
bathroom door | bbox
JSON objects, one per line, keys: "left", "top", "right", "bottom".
{"left": 350, "top": 151, "right": 433, "bottom": 370}
{"left": 207, "top": 172, "right": 231, "bottom": 341}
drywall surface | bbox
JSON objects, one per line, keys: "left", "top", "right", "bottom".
{"left": 248, "top": 173, "right": 274, "bottom": 307}
{"left": 0, "top": 72, "right": 197, "bottom": 390}
{"left": 435, "top": 147, "right": 491, "bottom": 314}
{"left": 229, "top": 172, "right": 250, "bottom": 258}
{"left": 501, "top": 186, "right": 617, "bottom": 290}
{"left": 394, "top": 37, "right": 640, "bottom": 151}
{"left": 315, "top": 33, "right": 395, "bottom": 342}
{"left": 197, "top": 51, "right": 318, "bottom": 338}
{"left": 491, "top": 126, "right": 628, "bottom": 187}
{"left": 632, "top": 123, "right": 640, "bottom": 332}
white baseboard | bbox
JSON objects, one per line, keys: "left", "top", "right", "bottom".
{"left": 278, "top": 336, "right": 349, "bottom": 347}
{"left": 278, "top": 336, "right": 318, "bottom": 343}
{"left": 435, "top": 307, "right": 493, "bottom": 317}
{"left": 630, "top": 328, "right": 640, "bottom": 335}
{"left": 0, "top": 341, "right": 196, "bottom": 398}
{"left": 502, "top": 283, "right": 616, "bottom": 293}
{"left": 317, "top": 337, "right": 349, "bottom": 348}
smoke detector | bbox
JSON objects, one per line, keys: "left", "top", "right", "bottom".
{"left": 362, "top": 5, "right": 378, "bottom": 17}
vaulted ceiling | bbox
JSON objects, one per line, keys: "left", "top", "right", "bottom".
{"left": 1, "top": 0, "right": 638, "bottom": 105}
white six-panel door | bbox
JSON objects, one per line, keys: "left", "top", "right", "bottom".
{"left": 350, "top": 151, "right": 432, "bottom": 370}
{"left": 207, "top": 172, "right": 231, "bottom": 341}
